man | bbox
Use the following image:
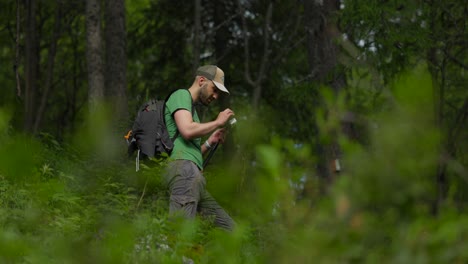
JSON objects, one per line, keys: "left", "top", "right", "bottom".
{"left": 163, "top": 65, "right": 235, "bottom": 230}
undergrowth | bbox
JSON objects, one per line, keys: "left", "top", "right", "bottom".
{"left": 0, "top": 69, "right": 467, "bottom": 263}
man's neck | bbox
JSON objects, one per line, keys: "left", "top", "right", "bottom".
{"left": 188, "top": 85, "right": 199, "bottom": 103}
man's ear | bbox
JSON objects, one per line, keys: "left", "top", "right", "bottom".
{"left": 198, "top": 76, "right": 208, "bottom": 87}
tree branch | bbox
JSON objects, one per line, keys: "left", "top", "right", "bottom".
{"left": 443, "top": 49, "right": 468, "bottom": 70}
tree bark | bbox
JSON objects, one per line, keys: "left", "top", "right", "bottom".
{"left": 15, "top": 0, "right": 21, "bottom": 98}
{"left": 193, "top": 0, "right": 201, "bottom": 72}
{"left": 105, "top": 0, "right": 128, "bottom": 127}
{"left": 213, "top": 0, "right": 233, "bottom": 158}
{"left": 305, "top": 0, "right": 345, "bottom": 91}
{"left": 33, "top": 0, "right": 63, "bottom": 134}
{"left": 425, "top": 0, "right": 466, "bottom": 213}
{"left": 213, "top": 0, "right": 231, "bottom": 111}
{"left": 24, "top": 0, "right": 39, "bottom": 132}
{"left": 86, "top": 0, "right": 105, "bottom": 113}
{"left": 304, "top": 0, "right": 346, "bottom": 184}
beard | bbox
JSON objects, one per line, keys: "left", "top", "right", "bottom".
{"left": 199, "top": 83, "right": 211, "bottom": 106}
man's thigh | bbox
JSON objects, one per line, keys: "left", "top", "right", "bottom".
{"left": 165, "top": 160, "right": 205, "bottom": 217}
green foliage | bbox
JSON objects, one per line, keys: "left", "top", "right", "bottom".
{"left": 127, "top": 0, "right": 194, "bottom": 110}
{"left": 340, "top": 68, "right": 438, "bottom": 214}
{"left": 0, "top": 108, "right": 43, "bottom": 183}
{"left": 1, "top": 68, "right": 468, "bottom": 263}
{"left": 0, "top": 0, "right": 467, "bottom": 261}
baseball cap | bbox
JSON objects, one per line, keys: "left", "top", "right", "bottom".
{"left": 196, "top": 65, "right": 230, "bottom": 94}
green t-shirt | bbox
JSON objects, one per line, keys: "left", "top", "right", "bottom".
{"left": 164, "top": 89, "right": 202, "bottom": 169}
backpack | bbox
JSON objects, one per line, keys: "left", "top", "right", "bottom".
{"left": 124, "top": 90, "right": 179, "bottom": 170}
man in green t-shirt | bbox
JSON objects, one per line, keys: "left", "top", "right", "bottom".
{"left": 164, "top": 65, "right": 235, "bottom": 230}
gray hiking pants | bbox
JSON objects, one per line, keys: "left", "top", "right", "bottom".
{"left": 164, "top": 160, "right": 235, "bottom": 231}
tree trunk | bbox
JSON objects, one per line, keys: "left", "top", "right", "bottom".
{"left": 193, "top": 0, "right": 201, "bottom": 72}
{"left": 213, "top": 0, "right": 231, "bottom": 111}
{"left": 86, "top": 0, "right": 104, "bottom": 112}
{"left": 104, "top": 0, "right": 128, "bottom": 128}
{"left": 213, "top": 0, "right": 233, "bottom": 158}
{"left": 305, "top": 0, "right": 345, "bottom": 90}
{"left": 86, "top": 0, "right": 105, "bottom": 113}
{"left": 15, "top": 0, "right": 21, "bottom": 98}
{"left": 24, "top": 0, "right": 39, "bottom": 132}
{"left": 33, "top": 0, "right": 63, "bottom": 134}
{"left": 304, "top": 0, "right": 346, "bottom": 184}
{"left": 426, "top": 1, "right": 468, "bottom": 214}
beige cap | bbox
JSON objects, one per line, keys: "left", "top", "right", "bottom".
{"left": 196, "top": 65, "right": 229, "bottom": 94}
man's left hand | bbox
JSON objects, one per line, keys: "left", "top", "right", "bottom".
{"left": 208, "top": 128, "right": 226, "bottom": 145}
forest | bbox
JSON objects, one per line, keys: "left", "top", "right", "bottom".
{"left": 0, "top": 0, "right": 467, "bottom": 263}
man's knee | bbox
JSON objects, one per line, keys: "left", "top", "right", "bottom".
{"left": 169, "top": 195, "right": 198, "bottom": 218}
{"left": 216, "top": 215, "right": 235, "bottom": 231}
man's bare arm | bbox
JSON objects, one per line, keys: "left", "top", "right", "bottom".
{"left": 174, "top": 108, "right": 234, "bottom": 140}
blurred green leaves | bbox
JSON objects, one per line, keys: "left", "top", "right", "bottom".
{"left": 0, "top": 108, "right": 43, "bottom": 183}
{"left": 71, "top": 103, "right": 121, "bottom": 161}
{"left": 339, "top": 67, "right": 439, "bottom": 216}
{"left": 0, "top": 68, "right": 467, "bottom": 263}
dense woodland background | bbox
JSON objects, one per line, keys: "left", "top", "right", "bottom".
{"left": 0, "top": 0, "right": 467, "bottom": 263}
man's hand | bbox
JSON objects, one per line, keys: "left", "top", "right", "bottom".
{"left": 174, "top": 108, "right": 235, "bottom": 140}
{"left": 208, "top": 128, "right": 226, "bottom": 145}
{"left": 216, "top": 108, "right": 235, "bottom": 127}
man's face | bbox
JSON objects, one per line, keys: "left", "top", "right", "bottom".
{"left": 200, "top": 78, "right": 221, "bottom": 106}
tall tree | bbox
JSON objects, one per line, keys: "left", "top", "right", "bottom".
{"left": 211, "top": 0, "right": 238, "bottom": 157}
{"left": 15, "top": 0, "right": 21, "bottom": 99}
{"left": 192, "top": 0, "right": 201, "bottom": 72}
{"left": 86, "top": 0, "right": 105, "bottom": 113}
{"left": 425, "top": 0, "right": 468, "bottom": 211}
{"left": 104, "top": 0, "right": 128, "bottom": 127}
{"left": 304, "top": 0, "right": 346, "bottom": 183}
{"left": 33, "top": 0, "right": 63, "bottom": 133}
{"left": 23, "top": 0, "right": 38, "bottom": 132}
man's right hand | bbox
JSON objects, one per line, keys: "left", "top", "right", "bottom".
{"left": 216, "top": 108, "right": 235, "bottom": 127}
